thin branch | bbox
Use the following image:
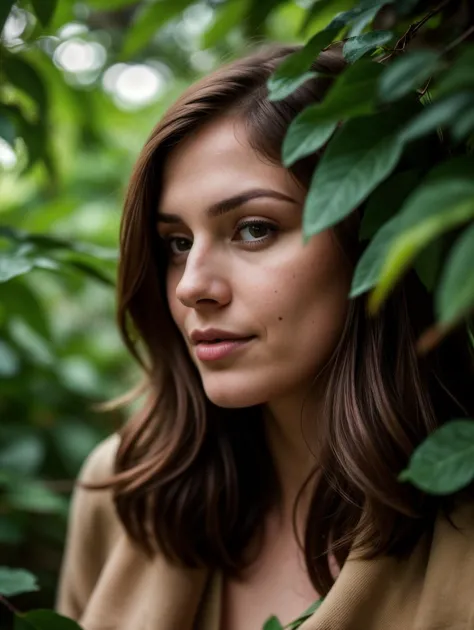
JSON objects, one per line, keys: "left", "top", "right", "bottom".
{"left": 444, "top": 24, "right": 474, "bottom": 53}
{"left": 379, "top": 0, "right": 454, "bottom": 63}
{"left": 0, "top": 594, "right": 20, "bottom": 616}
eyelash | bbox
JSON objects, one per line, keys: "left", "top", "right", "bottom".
{"left": 163, "top": 219, "right": 278, "bottom": 258}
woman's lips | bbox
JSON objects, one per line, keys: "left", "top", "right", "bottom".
{"left": 194, "top": 337, "right": 255, "bottom": 361}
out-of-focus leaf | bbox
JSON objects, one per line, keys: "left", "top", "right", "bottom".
{"left": 347, "top": 5, "right": 380, "bottom": 36}
{"left": 0, "top": 109, "right": 16, "bottom": 146}
{"left": 301, "top": 0, "right": 357, "bottom": 34}
{"left": 9, "top": 318, "right": 55, "bottom": 366}
{"left": 437, "top": 45, "right": 474, "bottom": 95}
{"left": 1, "top": 280, "right": 51, "bottom": 341}
{"left": 413, "top": 238, "right": 443, "bottom": 292}
{"left": 267, "top": 27, "right": 340, "bottom": 101}
{"left": 395, "top": 0, "right": 422, "bottom": 15}
{"left": 369, "top": 159, "right": 474, "bottom": 310}
{"left": 452, "top": 108, "right": 474, "bottom": 142}
{"left": 283, "top": 61, "right": 384, "bottom": 165}
{"left": 3, "top": 56, "right": 48, "bottom": 116}
{"left": 360, "top": 170, "right": 420, "bottom": 240}
{"left": 303, "top": 101, "right": 416, "bottom": 238}
{"left": 0, "top": 0, "right": 15, "bottom": 33}
{"left": 202, "top": 0, "right": 249, "bottom": 49}
{"left": 400, "top": 92, "right": 474, "bottom": 143}
{"left": 31, "top": 0, "right": 57, "bottom": 26}
{"left": 378, "top": 50, "right": 441, "bottom": 102}
{"left": 122, "top": 0, "right": 196, "bottom": 58}
{"left": 15, "top": 610, "right": 84, "bottom": 630}
{"left": 436, "top": 222, "right": 474, "bottom": 325}
{"left": 0, "top": 518, "right": 25, "bottom": 545}
{"left": 0, "top": 254, "right": 34, "bottom": 283}
{"left": 0, "top": 435, "right": 45, "bottom": 475}
{"left": 343, "top": 30, "right": 394, "bottom": 63}
{"left": 52, "top": 421, "right": 101, "bottom": 474}
{"left": 87, "top": 0, "right": 139, "bottom": 7}
{"left": 245, "top": 0, "right": 287, "bottom": 37}
{"left": 0, "top": 339, "right": 20, "bottom": 377}
{"left": 5, "top": 480, "right": 68, "bottom": 515}
{"left": 399, "top": 419, "right": 474, "bottom": 494}
{"left": 0, "top": 568, "right": 39, "bottom": 597}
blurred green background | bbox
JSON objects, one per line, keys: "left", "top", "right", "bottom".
{"left": 0, "top": 0, "right": 310, "bottom": 620}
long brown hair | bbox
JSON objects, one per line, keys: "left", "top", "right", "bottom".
{"left": 101, "top": 44, "right": 474, "bottom": 596}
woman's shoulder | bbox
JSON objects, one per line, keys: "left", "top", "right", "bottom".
{"left": 78, "top": 432, "right": 121, "bottom": 484}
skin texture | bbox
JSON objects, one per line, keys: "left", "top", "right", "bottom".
{"left": 158, "top": 115, "right": 351, "bottom": 415}
{"left": 157, "top": 115, "right": 348, "bottom": 629}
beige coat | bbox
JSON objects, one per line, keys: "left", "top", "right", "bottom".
{"left": 57, "top": 434, "right": 474, "bottom": 630}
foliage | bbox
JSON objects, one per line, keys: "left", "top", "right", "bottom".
{"left": 1, "top": 0, "right": 474, "bottom": 628}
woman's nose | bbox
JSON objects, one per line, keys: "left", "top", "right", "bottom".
{"left": 175, "top": 246, "right": 231, "bottom": 309}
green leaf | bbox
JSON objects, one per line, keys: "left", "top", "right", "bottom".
{"left": 0, "top": 110, "right": 16, "bottom": 146}
{"left": 3, "top": 56, "right": 48, "bottom": 116}
{"left": 0, "top": 340, "right": 20, "bottom": 377}
{"left": 283, "top": 61, "right": 384, "bottom": 166}
{"left": 347, "top": 5, "right": 380, "bottom": 37}
{"left": 303, "top": 103, "right": 414, "bottom": 238}
{"left": 343, "top": 30, "right": 394, "bottom": 63}
{"left": 451, "top": 107, "right": 474, "bottom": 142}
{"left": 267, "top": 27, "right": 340, "bottom": 101}
{"left": 1, "top": 280, "right": 51, "bottom": 341}
{"left": 202, "top": 0, "right": 249, "bottom": 49}
{"left": 87, "top": 0, "right": 139, "bottom": 7}
{"left": 360, "top": 170, "right": 420, "bottom": 240}
{"left": 31, "top": 0, "right": 57, "bottom": 26}
{"left": 399, "top": 419, "right": 474, "bottom": 494}
{"left": 285, "top": 598, "right": 324, "bottom": 628}
{"left": 413, "top": 238, "right": 443, "bottom": 292}
{"left": 0, "top": 568, "right": 39, "bottom": 597}
{"left": 263, "top": 616, "right": 284, "bottom": 630}
{"left": 378, "top": 50, "right": 441, "bottom": 102}
{"left": 0, "top": 254, "right": 34, "bottom": 283}
{"left": 370, "top": 160, "right": 474, "bottom": 310}
{"left": 5, "top": 480, "right": 68, "bottom": 515}
{"left": 15, "top": 610, "right": 84, "bottom": 630}
{"left": 436, "top": 222, "right": 474, "bottom": 324}
{"left": 437, "top": 45, "right": 474, "bottom": 96}
{"left": 301, "top": 0, "right": 389, "bottom": 35}
{"left": 0, "top": 435, "right": 45, "bottom": 476}
{"left": 0, "top": 0, "right": 15, "bottom": 33}
{"left": 122, "top": 0, "right": 196, "bottom": 58}
{"left": 400, "top": 92, "right": 474, "bottom": 143}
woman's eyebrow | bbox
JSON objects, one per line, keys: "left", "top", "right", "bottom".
{"left": 156, "top": 188, "right": 298, "bottom": 223}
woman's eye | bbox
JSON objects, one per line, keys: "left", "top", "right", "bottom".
{"left": 236, "top": 221, "right": 277, "bottom": 243}
{"left": 168, "top": 236, "right": 192, "bottom": 255}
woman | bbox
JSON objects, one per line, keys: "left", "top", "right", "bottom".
{"left": 57, "top": 44, "right": 474, "bottom": 630}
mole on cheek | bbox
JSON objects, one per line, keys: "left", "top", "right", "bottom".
{"left": 278, "top": 316, "right": 283, "bottom": 321}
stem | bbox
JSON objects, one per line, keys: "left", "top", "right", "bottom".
{"left": 444, "top": 24, "right": 474, "bottom": 53}
{"left": 379, "top": 0, "right": 454, "bottom": 62}
{"left": 0, "top": 594, "right": 20, "bottom": 615}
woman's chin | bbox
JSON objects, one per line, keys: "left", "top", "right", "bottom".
{"left": 202, "top": 382, "right": 265, "bottom": 409}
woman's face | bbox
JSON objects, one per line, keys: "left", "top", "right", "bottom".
{"left": 157, "top": 116, "right": 351, "bottom": 409}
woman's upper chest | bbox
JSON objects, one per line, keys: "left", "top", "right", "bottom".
{"left": 219, "top": 525, "right": 320, "bottom": 630}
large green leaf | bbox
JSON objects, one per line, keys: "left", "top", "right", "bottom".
{"left": 267, "top": 27, "right": 340, "bottom": 102}
{"left": 122, "top": 0, "right": 195, "bottom": 58}
{"left": 303, "top": 103, "right": 414, "bottom": 238}
{"left": 436, "top": 223, "right": 474, "bottom": 325}
{"left": 283, "top": 61, "right": 384, "bottom": 165}
{"left": 31, "top": 0, "right": 57, "bottom": 26}
{"left": 378, "top": 50, "right": 441, "bottom": 102}
{"left": 400, "top": 92, "right": 474, "bottom": 143}
{"left": 245, "top": 0, "right": 287, "bottom": 37}
{"left": 0, "top": 567, "right": 39, "bottom": 597}
{"left": 0, "top": 0, "right": 15, "bottom": 33}
{"left": 343, "top": 30, "right": 394, "bottom": 63}
{"left": 301, "top": 0, "right": 388, "bottom": 35}
{"left": 369, "top": 160, "right": 474, "bottom": 310}
{"left": 399, "top": 420, "right": 474, "bottom": 494}
{"left": 437, "top": 45, "right": 474, "bottom": 96}
{"left": 15, "top": 610, "right": 84, "bottom": 630}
